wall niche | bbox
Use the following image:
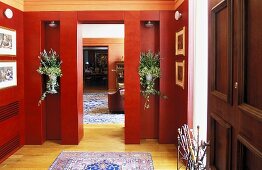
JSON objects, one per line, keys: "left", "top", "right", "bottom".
{"left": 41, "top": 20, "right": 61, "bottom": 140}
{"left": 140, "top": 20, "right": 160, "bottom": 139}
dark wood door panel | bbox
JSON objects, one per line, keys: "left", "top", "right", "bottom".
{"left": 238, "top": 0, "right": 262, "bottom": 111}
{"left": 210, "top": 0, "right": 233, "bottom": 104}
{"left": 239, "top": 110, "right": 262, "bottom": 151}
{"left": 237, "top": 135, "right": 262, "bottom": 170}
{"left": 208, "top": 0, "right": 262, "bottom": 169}
{"left": 210, "top": 112, "right": 232, "bottom": 170}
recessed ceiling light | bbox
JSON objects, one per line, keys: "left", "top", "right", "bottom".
{"left": 145, "top": 21, "right": 154, "bottom": 28}
{"left": 49, "top": 21, "right": 57, "bottom": 28}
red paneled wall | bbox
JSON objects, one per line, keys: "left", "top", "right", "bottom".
{"left": 158, "top": 1, "right": 189, "bottom": 144}
{"left": 0, "top": 2, "right": 24, "bottom": 163}
{"left": 173, "top": 1, "right": 190, "bottom": 143}
{"left": 24, "top": 12, "right": 83, "bottom": 145}
{"left": 159, "top": 11, "right": 177, "bottom": 143}
{"left": 24, "top": 12, "right": 61, "bottom": 144}
{"left": 22, "top": 8, "right": 188, "bottom": 146}
{"left": 44, "top": 22, "right": 61, "bottom": 140}
{"left": 60, "top": 12, "right": 83, "bottom": 144}
{"left": 140, "top": 12, "right": 160, "bottom": 139}
{"left": 0, "top": 0, "right": 190, "bottom": 163}
{"left": 124, "top": 11, "right": 141, "bottom": 144}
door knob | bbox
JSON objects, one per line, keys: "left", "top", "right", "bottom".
{"left": 234, "top": 82, "right": 238, "bottom": 89}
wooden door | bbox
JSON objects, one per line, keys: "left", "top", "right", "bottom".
{"left": 208, "top": 0, "right": 262, "bottom": 169}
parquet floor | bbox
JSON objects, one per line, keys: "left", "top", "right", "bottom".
{"left": 0, "top": 124, "right": 181, "bottom": 170}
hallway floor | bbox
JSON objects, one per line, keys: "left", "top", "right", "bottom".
{"left": 83, "top": 92, "right": 125, "bottom": 124}
{"left": 0, "top": 124, "right": 179, "bottom": 169}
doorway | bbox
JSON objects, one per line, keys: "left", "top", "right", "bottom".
{"left": 81, "top": 24, "right": 125, "bottom": 125}
{"left": 83, "top": 46, "right": 108, "bottom": 92}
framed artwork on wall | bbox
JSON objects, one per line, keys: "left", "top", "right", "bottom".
{"left": 176, "top": 60, "right": 185, "bottom": 89}
{"left": 175, "top": 26, "right": 185, "bottom": 56}
{"left": 0, "top": 26, "right": 16, "bottom": 56}
{"left": 0, "top": 61, "right": 17, "bottom": 89}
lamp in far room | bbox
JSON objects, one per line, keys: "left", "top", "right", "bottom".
{"left": 4, "top": 8, "right": 13, "bottom": 19}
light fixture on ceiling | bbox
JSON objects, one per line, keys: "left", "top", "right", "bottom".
{"left": 4, "top": 8, "right": 13, "bottom": 19}
{"left": 48, "top": 21, "right": 57, "bottom": 28}
{"left": 144, "top": 21, "right": 154, "bottom": 28}
{"left": 175, "top": 11, "right": 182, "bottom": 20}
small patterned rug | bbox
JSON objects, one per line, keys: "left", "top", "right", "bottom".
{"left": 83, "top": 92, "right": 124, "bottom": 124}
{"left": 83, "top": 92, "right": 109, "bottom": 114}
{"left": 49, "top": 152, "right": 154, "bottom": 170}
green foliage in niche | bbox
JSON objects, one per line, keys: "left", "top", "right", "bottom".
{"left": 138, "top": 50, "right": 162, "bottom": 109}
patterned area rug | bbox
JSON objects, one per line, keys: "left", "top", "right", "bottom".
{"left": 49, "top": 152, "right": 154, "bottom": 170}
{"left": 83, "top": 92, "right": 124, "bottom": 124}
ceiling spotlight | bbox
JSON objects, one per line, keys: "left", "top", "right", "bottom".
{"left": 48, "top": 21, "right": 57, "bottom": 28}
{"left": 145, "top": 21, "right": 154, "bottom": 28}
{"left": 4, "top": 8, "right": 13, "bottom": 19}
{"left": 175, "top": 11, "right": 182, "bottom": 20}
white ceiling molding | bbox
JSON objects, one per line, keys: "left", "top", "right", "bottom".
{"left": 1, "top": 0, "right": 24, "bottom": 11}
{"left": 1, "top": 0, "right": 184, "bottom": 12}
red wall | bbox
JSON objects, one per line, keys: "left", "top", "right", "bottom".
{"left": 108, "top": 43, "right": 124, "bottom": 91}
{"left": 24, "top": 12, "right": 83, "bottom": 145}
{"left": 0, "top": 0, "right": 191, "bottom": 164}
{"left": 44, "top": 22, "right": 61, "bottom": 140}
{"left": 158, "top": 1, "right": 189, "bottom": 144}
{"left": 173, "top": 1, "right": 190, "bottom": 143}
{"left": 124, "top": 11, "right": 141, "bottom": 143}
{"left": 22, "top": 9, "right": 188, "bottom": 145}
{"left": 24, "top": 12, "right": 61, "bottom": 144}
{"left": 159, "top": 11, "right": 176, "bottom": 143}
{"left": 0, "top": 2, "right": 24, "bottom": 163}
{"left": 140, "top": 12, "right": 160, "bottom": 139}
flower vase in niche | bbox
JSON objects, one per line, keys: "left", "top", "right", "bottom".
{"left": 146, "top": 74, "right": 153, "bottom": 82}
{"left": 138, "top": 50, "right": 167, "bottom": 109}
{"left": 37, "top": 49, "right": 62, "bottom": 106}
{"left": 48, "top": 74, "right": 58, "bottom": 94}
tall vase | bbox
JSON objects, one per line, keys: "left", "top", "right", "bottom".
{"left": 48, "top": 74, "right": 58, "bottom": 94}
{"left": 146, "top": 74, "right": 153, "bottom": 82}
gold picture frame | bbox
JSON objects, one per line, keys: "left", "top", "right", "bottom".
{"left": 175, "top": 26, "right": 185, "bottom": 56}
{"left": 176, "top": 60, "right": 185, "bottom": 89}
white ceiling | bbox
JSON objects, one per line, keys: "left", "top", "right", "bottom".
{"left": 81, "top": 24, "right": 124, "bottom": 38}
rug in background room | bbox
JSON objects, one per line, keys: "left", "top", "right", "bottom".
{"left": 49, "top": 152, "right": 154, "bottom": 170}
{"left": 83, "top": 92, "right": 124, "bottom": 124}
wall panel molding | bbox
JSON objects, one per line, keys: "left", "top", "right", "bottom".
{"left": 83, "top": 38, "right": 124, "bottom": 46}
{"left": 2, "top": 0, "right": 184, "bottom": 11}
{"left": 1, "top": 0, "right": 24, "bottom": 11}
{"left": 237, "top": 135, "right": 262, "bottom": 169}
{"left": 174, "top": 0, "right": 184, "bottom": 10}
{"left": 210, "top": 0, "right": 233, "bottom": 104}
{"left": 23, "top": 0, "right": 176, "bottom": 11}
{"left": 210, "top": 112, "right": 232, "bottom": 170}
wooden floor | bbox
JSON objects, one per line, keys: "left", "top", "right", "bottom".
{"left": 0, "top": 124, "right": 181, "bottom": 169}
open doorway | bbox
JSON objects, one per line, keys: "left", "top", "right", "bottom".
{"left": 83, "top": 46, "right": 108, "bottom": 92}
{"left": 81, "top": 24, "right": 125, "bottom": 125}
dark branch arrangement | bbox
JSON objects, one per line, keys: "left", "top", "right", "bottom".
{"left": 177, "top": 124, "right": 209, "bottom": 170}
